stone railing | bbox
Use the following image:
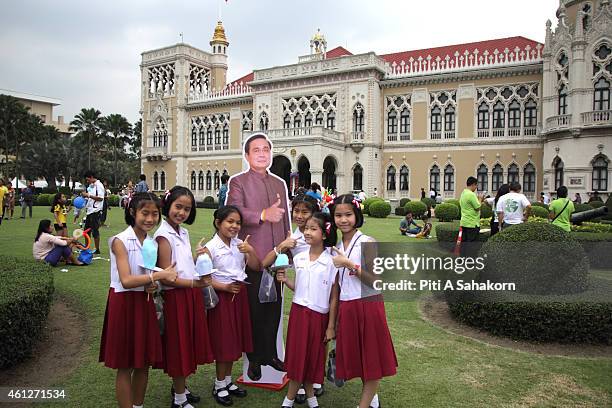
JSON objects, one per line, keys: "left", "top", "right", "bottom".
{"left": 545, "top": 114, "right": 572, "bottom": 131}
{"left": 188, "top": 82, "right": 252, "bottom": 103}
{"left": 385, "top": 44, "right": 543, "bottom": 79}
{"left": 581, "top": 110, "right": 612, "bottom": 127}
{"left": 242, "top": 126, "right": 343, "bottom": 143}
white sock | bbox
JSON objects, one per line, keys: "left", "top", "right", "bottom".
{"left": 282, "top": 397, "right": 295, "bottom": 407}
{"left": 215, "top": 379, "right": 229, "bottom": 397}
{"left": 313, "top": 383, "right": 322, "bottom": 389}
{"left": 307, "top": 396, "right": 318, "bottom": 408}
{"left": 174, "top": 392, "right": 187, "bottom": 405}
{"left": 297, "top": 388, "right": 306, "bottom": 395}
{"left": 184, "top": 388, "right": 191, "bottom": 395}
{"left": 224, "top": 375, "right": 236, "bottom": 389}
{"left": 133, "top": 405, "right": 143, "bottom": 408}
{"left": 370, "top": 393, "right": 380, "bottom": 408}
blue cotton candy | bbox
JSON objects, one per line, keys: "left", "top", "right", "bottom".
{"left": 274, "top": 253, "right": 289, "bottom": 267}
{"left": 141, "top": 237, "right": 158, "bottom": 270}
{"left": 195, "top": 253, "right": 213, "bottom": 276}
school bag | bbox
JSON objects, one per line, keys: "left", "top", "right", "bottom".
{"left": 77, "top": 249, "right": 93, "bottom": 265}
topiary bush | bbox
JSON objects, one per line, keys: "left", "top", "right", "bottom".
{"left": 369, "top": 200, "right": 392, "bottom": 218}
{"left": 480, "top": 222, "right": 588, "bottom": 295}
{"left": 572, "top": 231, "right": 612, "bottom": 268}
{"left": 574, "top": 203, "right": 592, "bottom": 213}
{"left": 531, "top": 201, "right": 549, "bottom": 211}
{"left": 363, "top": 197, "right": 384, "bottom": 215}
{"left": 107, "top": 194, "right": 120, "bottom": 207}
{"left": 435, "top": 222, "right": 490, "bottom": 251}
{"left": 394, "top": 206, "right": 407, "bottom": 216}
{"left": 589, "top": 200, "right": 605, "bottom": 209}
{"left": 399, "top": 198, "right": 411, "bottom": 208}
{"left": 421, "top": 197, "right": 436, "bottom": 209}
{"left": 480, "top": 203, "right": 493, "bottom": 219}
{"left": 404, "top": 200, "right": 427, "bottom": 218}
{"left": 35, "top": 193, "right": 55, "bottom": 206}
{"left": 529, "top": 205, "right": 549, "bottom": 219}
{"left": 198, "top": 196, "right": 217, "bottom": 209}
{"left": 444, "top": 199, "right": 461, "bottom": 211}
{"left": 0, "top": 257, "right": 54, "bottom": 368}
{"left": 435, "top": 203, "right": 460, "bottom": 222}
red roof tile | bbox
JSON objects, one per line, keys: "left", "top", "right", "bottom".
{"left": 228, "top": 71, "right": 254, "bottom": 87}
{"left": 380, "top": 36, "right": 542, "bottom": 65}
{"left": 326, "top": 46, "right": 353, "bottom": 59}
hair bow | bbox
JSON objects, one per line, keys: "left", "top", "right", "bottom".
{"left": 352, "top": 198, "right": 361, "bottom": 207}
{"left": 325, "top": 221, "right": 331, "bottom": 234}
{"left": 164, "top": 190, "right": 171, "bottom": 201}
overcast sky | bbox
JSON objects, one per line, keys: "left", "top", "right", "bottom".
{"left": 0, "top": 0, "right": 559, "bottom": 124}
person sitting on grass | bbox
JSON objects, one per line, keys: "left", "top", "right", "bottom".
{"left": 399, "top": 212, "right": 421, "bottom": 236}
{"left": 33, "top": 219, "right": 83, "bottom": 266}
{"left": 415, "top": 215, "right": 432, "bottom": 239}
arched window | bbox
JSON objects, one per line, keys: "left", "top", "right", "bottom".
{"left": 430, "top": 106, "right": 442, "bottom": 132}
{"left": 160, "top": 171, "right": 166, "bottom": 191}
{"left": 214, "top": 126, "right": 221, "bottom": 149}
{"left": 283, "top": 114, "right": 291, "bottom": 129}
{"left": 523, "top": 163, "right": 536, "bottom": 193}
{"left": 294, "top": 114, "right": 302, "bottom": 129}
{"left": 430, "top": 165, "right": 440, "bottom": 193}
{"left": 399, "top": 166, "right": 409, "bottom": 191}
{"left": 222, "top": 124, "right": 229, "bottom": 148}
{"left": 304, "top": 112, "right": 313, "bottom": 128}
{"left": 594, "top": 77, "right": 610, "bottom": 111}
{"left": 399, "top": 107, "right": 410, "bottom": 140}
{"left": 553, "top": 157, "right": 564, "bottom": 190}
{"left": 206, "top": 171, "right": 212, "bottom": 191}
{"left": 444, "top": 164, "right": 454, "bottom": 192}
{"left": 326, "top": 111, "right": 335, "bottom": 130}
{"left": 492, "top": 164, "right": 504, "bottom": 192}
{"left": 444, "top": 106, "right": 456, "bottom": 132}
{"left": 558, "top": 85, "right": 568, "bottom": 115}
{"left": 191, "top": 171, "right": 197, "bottom": 191}
{"left": 259, "top": 112, "right": 269, "bottom": 131}
{"left": 353, "top": 164, "right": 363, "bottom": 191}
{"left": 386, "top": 166, "right": 396, "bottom": 191}
{"left": 206, "top": 128, "right": 213, "bottom": 150}
{"left": 477, "top": 164, "right": 488, "bottom": 192}
{"left": 524, "top": 99, "right": 537, "bottom": 128}
{"left": 315, "top": 111, "right": 324, "bottom": 126}
{"left": 214, "top": 170, "right": 220, "bottom": 190}
{"left": 508, "top": 100, "right": 521, "bottom": 129}
{"left": 353, "top": 104, "right": 364, "bottom": 133}
{"left": 153, "top": 171, "right": 159, "bottom": 191}
{"left": 191, "top": 126, "right": 197, "bottom": 150}
{"left": 199, "top": 126, "right": 205, "bottom": 147}
{"left": 493, "top": 101, "right": 505, "bottom": 129}
{"left": 387, "top": 110, "right": 397, "bottom": 139}
{"left": 198, "top": 171, "right": 204, "bottom": 191}
{"left": 592, "top": 155, "right": 609, "bottom": 191}
{"left": 507, "top": 163, "right": 519, "bottom": 184}
{"left": 478, "top": 102, "right": 489, "bottom": 130}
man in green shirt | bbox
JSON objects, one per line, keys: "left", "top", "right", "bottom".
{"left": 459, "top": 176, "right": 484, "bottom": 256}
{"left": 549, "top": 185, "right": 574, "bottom": 232}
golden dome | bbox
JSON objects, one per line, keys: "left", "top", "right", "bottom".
{"left": 312, "top": 28, "right": 325, "bottom": 42}
{"left": 210, "top": 21, "right": 229, "bottom": 46}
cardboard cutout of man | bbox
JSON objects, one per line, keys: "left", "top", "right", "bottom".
{"left": 226, "top": 133, "right": 291, "bottom": 383}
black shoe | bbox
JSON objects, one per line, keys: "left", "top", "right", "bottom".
{"left": 212, "top": 385, "right": 233, "bottom": 406}
{"left": 171, "top": 386, "right": 201, "bottom": 404}
{"left": 295, "top": 388, "right": 306, "bottom": 404}
{"left": 170, "top": 401, "right": 193, "bottom": 408}
{"left": 94, "top": 249, "right": 100, "bottom": 254}
{"left": 225, "top": 382, "right": 247, "bottom": 398}
{"left": 264, "top": 357, "right": 285, "bottom": 372}
{"left": 247, "top": 362, "right": 262, "bottom": 381}
{"left": 314, "top": 383, "right": 324, "bottom": 397}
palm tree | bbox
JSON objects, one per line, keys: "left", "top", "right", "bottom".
{"left": 102, "top": 114, "right": 132, "bottom": 187}
{"left": 69, "top": 108, "right": 102, "bottom": 170}
{"left": 0, "top": 95, "right": 30, "bottom": 178}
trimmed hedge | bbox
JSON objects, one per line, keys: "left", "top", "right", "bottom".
{"left": 480, "top": 203, "right": 493, "bottom": 219}
{"left": 572, "top": 231, "right": 612, "bottom": 268}
{"left": 444, "top": 199, "right": 461, "bottom": 211}
{"left": 198, "top": 196, "right": 218, "bottom": 209}
{"left": 435, "top": 203, "right": 460, "bottom": 222}
{"left": 435, "top": 222, "right": 489, "bottom": 251}
{"left": 590, "top": 200, "right": 605, "bottom": 209}
{"left": 0, "top": 257, "right": 54, "bottom": 368}
{"left": 421, "top": 197, "right": 436, "bottom": 209}
{"left": 574, "top": 203, "right": 593, "bottom": 213}
{"left": 363, "top": 197, "right": 384, "bottom": 215}
{"left": 395, "top": 207, "right": 407, "bottom": 216}
{"left": 531, "top": 202, "right": 549, "bottom": 211}
{"left": 404, "top": 200, "right": 427, "bottom": 217}
{"left": 480, "top": 222, "right": 588, "bottom": 295}
{"left": 399, "top": 198, "right": 411, "bottom": 208}
{"left": 35, "top": 193, "right": 53, "bottom": 206}
{"left": 530, "top": 205, "right": 549, "bottom": 219}
{"left": 369, "top": 201, "right": 392, "bottom": 218}
{"left": 107, "top": 194, "right": 120, "bottom": 207}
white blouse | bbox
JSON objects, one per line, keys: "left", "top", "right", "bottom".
{"left": 292, "top": 249, "right": 337, "bottom": 314}
{"left": 205, "top": 233, "right": 248, "bottom": 284}
{"left": 154, "top": 219, "right": 197, "bottom": 289}
{"left": 109, "top": 226, "right": 147, "bottom": 292}
{"left": 337, "top": 231, "right": 379, "bottom": 301}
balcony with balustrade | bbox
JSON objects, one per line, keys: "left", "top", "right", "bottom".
{"left": 544, "top": 114, "right": 572, "bottom": 132}
{"left": 581, "top": 110, "right": 612, "bottom": 127}
{"left": 477, "top": 125, "right": 539, "bottom": 139}
{"left": 242, "top": 125, "right": 343, "bottom": 145}
{"left": 144, "top": 139, "right": 171, "bottom": 161}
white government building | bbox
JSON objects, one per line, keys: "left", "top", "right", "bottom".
{"left": 140, "top": 0, "right": 611, "bottom": 205}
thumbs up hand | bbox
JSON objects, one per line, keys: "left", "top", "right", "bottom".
{"left": 277, "top": 230, "right": 297, "bottom": 253}
{"left": 264, "top": 193, "right": 286, "bottom": 223}
{"left": 330, "top": 246, "right": 351, "bottom": 269}
{"left": 238, "top": 235, "right": 253, "bottom": 254}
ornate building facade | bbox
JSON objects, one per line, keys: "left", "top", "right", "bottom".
{"left": 141, "top": 0, "right": 611, "bottom": 204}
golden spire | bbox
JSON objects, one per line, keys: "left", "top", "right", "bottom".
{"left": 210, "top": 21, "right": 229, "bottom": 46}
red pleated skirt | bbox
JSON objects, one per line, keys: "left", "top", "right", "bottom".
{"left": 157, "top": 287, "right": 214, "bottom": 377}
{"left": 206, "top": 289, "right": 253, "bottom": 362}
{"left": 336, "top": 295, "right": 398, "bottom": 381}
{"left": 285, "top": 303, "right": 329, "bottom": 384}
{"left": 99, "top": 288, "right": 163, "bottom": 369}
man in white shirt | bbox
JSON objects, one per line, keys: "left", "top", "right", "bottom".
{"left": 358, "top": 190, "right": 367, "bottom": 201}
{"left": 82, "top": 170, "right": 106, "bottom": 254}
{"left": 497, "top": 182, "right": 531, "bottom": 230}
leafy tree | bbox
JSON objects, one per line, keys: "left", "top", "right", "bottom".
{"left": 102, "top": 113, "right": 132, "bottom": 187}
{"left": 69, "top": 108, "right": 103, "bottom": 170}
{"left": 0, "top": 95, "right": 30, "bottom": 178}
{"left": 21, "top": 125, "right": 70, "bottom": 191}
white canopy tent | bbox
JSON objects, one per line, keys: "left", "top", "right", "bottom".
{"left": 10, "top": 178, "right": 26, "bottom": 189}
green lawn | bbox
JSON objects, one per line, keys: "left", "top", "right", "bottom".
{"left": 1, "top": 208, "right": 611, "bottom": 407}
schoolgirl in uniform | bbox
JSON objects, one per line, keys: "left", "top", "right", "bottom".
{"left": 276, "top": 212, "right": 339, "bottom": 408}
{"left": 330, "top": 194, "right": 398, "bottom": 408}
{"left": 201, "top": 205, "right": 261, "bottom": 406}
{"left": 155, "top": 186, "right": 214, "bottom": 408}
{"left": 99, "top": 192, "right": 178, "bottom": 408}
